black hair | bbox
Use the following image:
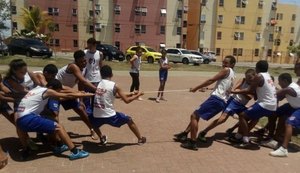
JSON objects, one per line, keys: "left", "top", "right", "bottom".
{"left": 100, "top": 65, "right": 113, "bottom": 79}
{"left": 256, "top": 60, "right": 268, "bottom": 72}
{"left": 245, "top": 68, "right": 255, "bottom": 75}
{"left": 46, "top": 79, "right": 62, "bottom": 90}
{"left": 5, "top": 59, "right": 27, "bottom": 79}
{"left": 87, "top": 38, "right": 97, "bottom": 45}
{"left": 136, "top": 46, "right": 143, "bottom": 53}
{"left": 278, "top": 73, "right": 292, "bottom": 84}
{"left": 43, "top": 64, "right": 58, "bottom": 74}
{"left": 271, "top": 76, "right": 275, "bottom": 82}
{"left": 161, "top": 49, "right": 167, "bottom": 54}
{"left": 224, "top": 55, "right": 236, "bottom": 65}
{"left": 73, "top": 50, "right": 85, "bottom": 61}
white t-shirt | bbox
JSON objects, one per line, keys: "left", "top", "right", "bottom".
{"left": 256, "top": 72, "right": 277, "bottom": 111}
{"left": 23, "top": 71, "right": 43, "bottom": 90}
{"left": 84, "top": 50, "right": 102, "bottom": 83}
{"left": 93, "top": 79, "right": 116, "bottom": 118}
{"left": 211, "top": 68, "right": 235, "bottom": 102}
{"left": 16, "top": 86, "right": 48, "bottom": 117}
{"left": 286, "top": 82, "right": 300, "bottom": 109}
{"left": 130, "top": 55, "right": 141, "bottom": 73}
{"left": 56, "top": 65, "right": 78, "bottom": 88}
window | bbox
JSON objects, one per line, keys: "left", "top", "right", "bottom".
{"left": 216, "top": 48, "right": 221, "bottom": 56}
{"left": 276, "top": 13, "right": 283, "bottom": 20}
{"left": 269, "top": 33, "right": 274, "bottom": 42}
{"left": 176, "top": 44, "right": 181, "bottom": 48}
{"left": 236, "top": 0, "right": 247, "bottom": 8}
{"left": 160, "top": 8, "right": 166, "bottom": 17}
{"left": 201, "top": 15, "right": 206, "bottom": 23}
{"left": 183, "top": 21, "right": 187, "bottom": 27}
{"left": 219, "top": 0, "right": 224, "bottom": 7}
{"left": 72, "top": 9, "right": 77, "bottom": 16}
{"left": 177, "top": 27, "right": 181, "bottom": 35}
{"left": 73, "top": 40, "right": 78, "bottom": 47}
{"left": 115, "top": 5, "right": 121, "bottom": 15}
{"left": 271, "top": 2, "right": 277, "bottom": 10}
{"left": 218, "top": 15, "right": 223, "bottom": 24}
{"left": 73, "top": 24, "right": 77, "bottom": 32}
{"left": 275, "top": 26, "right": 282, "bottom": 32}
{"left": 200, "top": 31, "right": 205, "bottom": 40}
{"left": 292, "top": 14, "right": 296, "bottom": 21}
{"left": 258, "top": 0, "right": 264, "bottom": 9}
{"left": 291, "top": 27, "right": 294, "bottom": 33}
{"left": 234, "top": 32, "right": 244, "bottom": 40}
{"left": 257, "top": 17, "right": 262, "bottom": 25}
{"left": 48, "top": 7, "right": 59, "bottom": 16}
{"left": 135, "top": 7, "right": 147, "bottom": 16}
{"left": 267, "top": 49, "right": 272, "bottom": 56}
{"left": 54, "top": 23, "right": 59, "bottom": 31}
{"left": 256, "top": 33, "right": 261, "bottom": 41}
{"left": 177, "top": 10, "right": 182, "bottom": 18}
{"left": 50, "top": 39, "right": 60, "bottom": 46}
{"left": 89, "top": 25, "right": 94, "bottom": 33}
{"left": 11, "top": 6, "right": 17, "bottom": 14}
{"left": 233, "top": 48, "right": 243, "bottom": 56}
{"left": 201, "top": 0, "right": 207, "bottom": 6}
{"left": 12, "top": 22, "right": 18, "bottom": 30}
{"left": 217, "top": 32, "right": 222, "bottom": 40}
{"left": 274, "top": 39, "right": 281, "bottom": 46}
{"left": 235, "top": 16, "right": 245, "bottom": 24}
{"left": 89, "top": 10, "right": 94, "bottom": 17}
{"left": 183, "top": 6, "right": 188, "bottom": 13}
{"left": 160, "top": 25, "right": 165, "bottom": 34}
{"left": 95, "top": 4, "right": 102, "bottom": 14}
{"left": 254, "top": 49, "right": 259, "bottom": 56}
{"left": 135, "top": 25, "right": 146, "bottom": 34}
{"left": 115, "top": 41, "right": 120, "bottom": 49}
{"left": 95, "top": 23, "right": 101, "bottom": 32}
{"left": 289, "top": 40, "right": 294, "bottom": 46}
{"left": 115, "top": 23, "right": 120, "bottom": 32}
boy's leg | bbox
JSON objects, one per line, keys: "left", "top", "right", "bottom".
{"left": 201, "top": 113, "right": 230, "bottom": 134}
{"left": 269, "top": 123, "right": 291, "bottom": 157}
{"left": 0, "top": 145, "right": 8, "bottom": 169}
{"left": 127, "top": 119, "right": 146, "bottom": 144}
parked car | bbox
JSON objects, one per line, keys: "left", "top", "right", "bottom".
{"left": 0, "top": 41, "right": 8, "bottom": 56}
{"left": 96, "top": 43, "right": 125, "bottom": 61}
{"left": 125, "top": 46, "right": 161, "bottom": 63}
{"left": 8, "top": 38, "right": 52, "bottom": 58}
{"left": 204, "top": 51, "right": 217, "bottom": 61}
{"left": 189, "top": 50, "right": 215, "bottom": 64}
{"left": 166, "top": 48, "right": 203, "bottom": 65}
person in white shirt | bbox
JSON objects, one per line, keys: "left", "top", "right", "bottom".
{"left": 129, "top": 47, "right": 143, "bottom": 100}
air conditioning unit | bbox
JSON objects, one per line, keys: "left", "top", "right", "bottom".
{"left": 242, "top": 0, "right": 248, "bottom": 4}
{"left": 234, "top": 32, "right": 240, "bottom": 38}
{"left": 95, "top": 4, "right": 102, "bottom": 11}
{"left": 114, "top": 5, "right": 121, "bottom": 11}
{"left": 235, "top": 17, "right": 241, "bottom": 23}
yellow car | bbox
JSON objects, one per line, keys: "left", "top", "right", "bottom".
{"left": 125, "top": 46, "right": 162, "bottom": 63}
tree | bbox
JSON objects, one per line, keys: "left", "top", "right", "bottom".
{"left": 0, "top": 1, "right": 10, "bottom": 31}
{"left": 287, "top": 44, "right": 300, "bottom": 63}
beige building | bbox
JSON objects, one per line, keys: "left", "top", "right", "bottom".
{"left": 10, "top": 0, "right": 25, "bottom": 33}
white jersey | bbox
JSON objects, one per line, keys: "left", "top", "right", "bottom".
{"left": 84, "top": 50, "right": 102, "bottom": 83}
{"left": 130, "top": 55, "right": 141, "bottom": 73}
{"left": 211, "top": 68, "right": 235, "bottom": 102}
{"left": 233, "top": 80, "right": 250, "bottom": 105}
{"left": 160, "top": 57, "right": 168, "bottom": 67}
{"left": 93, "top": 79, "right": 116, "bottom": 118}
{"left": 257, "top": 72, "right": 277, "bottom": 111}
{"left": 56, "top": 65, "right": 78, "bottom": 88}
{"left": 23, "top": 71, "right": 43, "bottom": 90}
{"left": 16, "top": 86, "right": 48, "bottom": 117}
{"left": 286, "top": 82, "right": 300, "bottom": 109}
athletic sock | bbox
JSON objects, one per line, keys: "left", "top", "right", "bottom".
{"left": 70, "top": 147, "right": 78, "bottom": 154}
{"left": 235, "top": 133, "right": 242, "bottom": 139}
{"left": 242, "top": 136, "right": 249, "bottom": 143}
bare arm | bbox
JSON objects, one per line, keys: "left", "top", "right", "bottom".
{"left": 69, "top": 64, "right": 97, "bottom": 92}
{"left": 115, "top": 85, "right": 143, "bottom": 104}
{"left": 130, "top": 55, "right": 138, "bottom": 68}
{"left": 231, "top": 74, "right": 262, "bottom": 95}
{"left": 0, "top": 91, "right": 15, "bottom": 102}
{"left": 44, "top": 89, "right": 94, "bottom": 100}
{"left": 99, "top": 51, "right": 104, "bottom": 68}
{"left": 277, "top": 87, "right": 297, "bottom": 101}
{"left": 28, "top": 71, "right": 43, "bottom": 86}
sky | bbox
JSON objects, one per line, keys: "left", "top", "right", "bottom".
{"left": 279, "top": 0, "right": 300, "bottom": 5}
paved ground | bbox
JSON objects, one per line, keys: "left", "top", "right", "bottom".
{"left": 1, "top": 71, "right": 300, "bottom": 173}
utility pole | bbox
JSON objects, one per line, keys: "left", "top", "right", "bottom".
{"left": 92, "top": 0, "right": 96, "bottom": 39}
{"left": 198, "top": 1, "right": 202, "bottom": 52}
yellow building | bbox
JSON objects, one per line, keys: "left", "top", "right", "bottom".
{"left": 10, "top": 0, "right": 25, "bottom": 33}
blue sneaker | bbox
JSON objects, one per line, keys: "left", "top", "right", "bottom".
{"left": 53, "top": 144, "right": 68, "bottom": 154}
{"left": 69, "top": 150, "right": 89, "bottom": 160}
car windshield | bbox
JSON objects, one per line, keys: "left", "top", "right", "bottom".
{"left": 181, "top": 50, "right": 192, "bottom": 54}
{"left": 146, "top": 47, "right": 156, "bottom": 52}
{"left": 25, "top": 39, "right": 44, "bottom": 45}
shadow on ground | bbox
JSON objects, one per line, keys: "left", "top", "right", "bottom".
{"left": 81, "top": 141, "right": 137, "bottom": 154}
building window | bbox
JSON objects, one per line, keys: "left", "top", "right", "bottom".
{"left": 269, "top": 33, "right": 274, "bottom": 42}
{"left": 219, "top": 0, "right": 224, "bottom": 7}
{"left": 95, "top": 23, "right": 101, "bottom": 32}
{"left": 115, "top": 41, "right": 120, "bottom": 49}
{"left": 236, "top": 0, "right": 247, "bottom": 8}
{"left": 89, "top": 25, "right": 94, "bottom": 33}
{"left": 292, "top": 14, "right": 296, "bottom": 21}
{"left": 200, "top": 31, "right": 205, "bottom": 40}
{"left": 48, "top": 7, "right": 59, "bottom": 16}
{"left": 201, "top": 0, "right": 207, "bottom": 6}
{"left": 235, "top": 16, "right": 245, "bottom": 24}
{"left": 177, "top": 27, "right": 181, "bottom": 35}
{"left": 233, "top": 48, "right": 243, "bottom": 56}
{"left": 183, "top": 6, "right": 188, "bottom": 13}
{"left": 114, "top": 23, "right": 120, "bottom": 32}
{"left": 160, "top": 8, "right": 166, "bottom": 17}
{"left": 177, "top": 10, "right": 182, "bottom": 18}
{"left": 218, "top": 15, "right": 223, "bottom": 24}
{"left": 183, "top": 21, "right": 187, "bottom": 27}
{"left": 160, "top": 25, "right": 165, "bottom": 35}
{"left": 115, "top": 5, "right": 121, "bottom": 15}
{"left": 289, "top": 40, "right": 294, "bottom": 46}
{"left": 176, "top": 43, "right": 181, "bottom": 48}
{"left": 89, "top": 10, "right": 94, "bottom": 17}
{"left": 291, "top": 27, "right": 294, "bottom": 33}
{"left": 276, "top": 13, "right": 283, "bottom": 20}
{"left": 12, "top": 22, "right": 18, "bottom": 30}
{"left": 254, "top": 49, "right": 259, "bottom": 56}
{"left": 201, "top": 15, "right": 206, "bottom": 23}
{"left": 135, "top": 25, "right": 146, "bottom": 34}
{"left": 274, "top": 39, "right": 281, "bottom": 46}
{"left": 275, "top": 26, "right": 282, "bottom": 32}
{"left": 271, "top": 2, "right": 277, "bottom": 10}
{"left": 95, "top": 4, "right": 102, "bottom": 15}
{"left": 73, "top": 24, "right": 78, "bottom": 32}
{"left": 257, "top": 17, "right": 262, "bottom": 25}
{"left": 54, "top": 23, "right": 59, "bottom": 31}
{"left": 256, "top": 33, "right": 261, "bottom": 41}
{"left": 234, "top": 32, "right": 244, "bottom": 40}
{"left": 72, "top": 9, "right": 77, "bottom": 16}
{"left": 267, "top": 49, "right": 272, "bottom": 56}
{"left": 73, "top": 40, "right": 78, "bottom": 47}
{"left": 217, "top": 32, "right": 222, "bottom": 40}
{"left": 50, "top": 39, "right": 60, "bottom": 47}
{"left": 216, "top": 48, "right": 221, "bottom": 56}
{"left": 11, "top": 6, "right": 17, "bottom": 14}
{"left": 135, "top": 7, "right": 147, "bottom": 16}
{"left": 258, "top": 0, "right": 264, "bottom": 9}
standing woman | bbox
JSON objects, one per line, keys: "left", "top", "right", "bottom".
{"left": 129, "top": 47, "right": 143, "bottom": 100}
{"left": 156, "top": 49, "right": 170, "bottom": 103}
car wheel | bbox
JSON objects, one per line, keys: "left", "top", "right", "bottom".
{"left": 182, "top": 58, "right": 189, "bottom": 64}
{"left": 26, "top": 51, "right": 32, "bottom": 57}
{"left": 203, "top": 59, "right": 209, "bottom": 64}
{"left": 126, "top": 55, "right": 131, "bottom": 61}
{"left": 147, "top": 56, "right": 154, "bottom": 64}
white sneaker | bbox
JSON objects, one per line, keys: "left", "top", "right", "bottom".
{"left": 155, "top": 98, "right": 160, "bottom": 103}
{"left": 138, "top": 97, "right": 143, "bottom": 101}
{"left": 260, "top": 139, "right": 278, "bottom": 149}
{"left": 269, "top": 146, "right": 288, "bottom": 157}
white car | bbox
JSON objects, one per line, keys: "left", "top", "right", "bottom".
{"left": 166, "top": 48, "right": 203, "bottom": 65}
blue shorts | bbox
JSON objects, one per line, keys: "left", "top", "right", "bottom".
{"left": 276, "top": 103, "right": 296, "bottom": 116}
{"left": 244, "top": 102, "right": 275, "bottom": 120}
{"left": 0, "top": 102, "right": 13, "bottom": 114}
{"left": 287, "top": 109, "right": 300, "bottom": 128}
{"left": 159, "top": 70, "right": 168, "bottom": 81}
{"left": 17, "top": 113, "right": 57, "bottom": 134}
{"left": 195, "top": 95, "right": 226, "bottom": 120}
{"left": 83, "top": 82, "right": 98, "bottom": 115}
{"left": 48, "top": 99, "right": 80, "bottom": 112}
{"left": 88, "top": 112, "right": 131, "bottom": 128}
{"left": 224, "top": 98, "right": 247, "bottom": 116}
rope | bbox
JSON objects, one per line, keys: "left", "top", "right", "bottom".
{"left": 142, "top": 89, "right": 190, "bottom": 94}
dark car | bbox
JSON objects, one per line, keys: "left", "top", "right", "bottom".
{"left": 96, "top": 44, "right": 124, "bottom": 61}
{"left": 0, "top": 41, "right": 8, "bottom": 56}
{"left": 189, "top": 50, "right": 215, "bottom": 64}
{"left": 8, "top": 38, "right": 52, "bottom": 58}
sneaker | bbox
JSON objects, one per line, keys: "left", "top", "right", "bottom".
{"left": 138, "top": 97, "right": 143, "bottom": 101}
{"left": 234, "top": 142, "right": 252, "bottom": 149}
{"left": 90, "top": 129, "right": 99, "bottom": 140}
{"left": 155, "top": 98, "right": 160, "bottom": 103}
{"left": 69, "top": 149, "right": 89, "bottom": 160}
{"left": 138, "top": 137, "right": 147, "bottom": 145}
{"left": 27, "top": 139, "right": 39, "bottom": 151}
{"left": 197, "top": 132, "right": 207, "bottom": 143}
{"left": 21, "top": 148, "right": 33, "bottom": 161}
{"left": 180, "top": 140, "right": 198, "bottom": 151}
{"left": 100, "top": 135, "right": 108, "bottom": 145}
{"left": 173, "top": 132, "right": 188, "bottom": 142}
{"left": 226, "top": 136, "right": 243, "bottom": 144}
{"left": 53, "top": 144, "right": 69, "bottom": 154}
{"left": 269, "top": 146, "right": 288, "bottom": 157}
{"left": 160, "top": 97, "right": 167, "bottom": 101}
{"left": 260, "top": 139, "right": 278, "bottom": 149}
{"left": 253, "top": 128, "right": 267, "bottom": 135}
